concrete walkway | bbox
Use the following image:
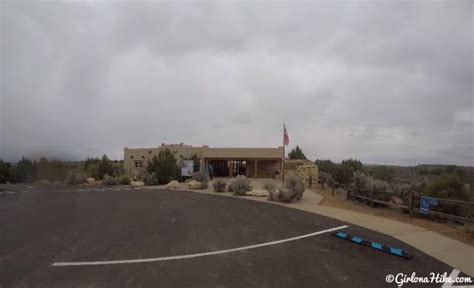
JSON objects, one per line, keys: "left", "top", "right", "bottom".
{"left": 156, "top": 179, "right": 474, "bottom": 276}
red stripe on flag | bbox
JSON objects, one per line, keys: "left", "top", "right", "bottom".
{"left": 283, "top": 125, "right": 289, "bottom": 146}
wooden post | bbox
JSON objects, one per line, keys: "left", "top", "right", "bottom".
{"left": 409, "top": 190, "right": 414, "bottom": 217}
{"left": 254, "top": 160, "right": 258, "bottom": 178}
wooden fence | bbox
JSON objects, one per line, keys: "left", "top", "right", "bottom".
{"left": 346, "top": 189, "right": 474, "bottom": 224}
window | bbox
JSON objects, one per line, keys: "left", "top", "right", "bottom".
{"left": 134, "top": 160, "right": 143, "bottom": 168}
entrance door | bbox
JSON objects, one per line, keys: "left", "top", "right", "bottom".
{"left": 208, "top": 160, "right": 229, "bottom": 177}
{"left": 232, "top": 160, "right": 246, "bottom": 176}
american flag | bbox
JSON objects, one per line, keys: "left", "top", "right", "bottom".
{"left": 283, "top": 124, "right": 289, "bottom": 146}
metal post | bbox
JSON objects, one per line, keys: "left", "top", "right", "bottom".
{"left": 282, "top": 140, "right": 285, "bottom": 187}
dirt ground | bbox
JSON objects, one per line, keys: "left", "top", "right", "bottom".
{"left": 310, "top": 185, "right": 474, "bottom": 246}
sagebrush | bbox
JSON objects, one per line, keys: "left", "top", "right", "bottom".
{"left": 103, "top": 174, "right": 118, "bottom": 186}
{"left": 229, "top": 175, "right": 252, "bottom": 196}
{"left": 65, "top": 170, "right": 86, "bottom": 185}
{"left": 262, "top": 180, "right": 277, "bottom": 193}
{"left": 213, "top": 179, "right": 227, "bottom": 192}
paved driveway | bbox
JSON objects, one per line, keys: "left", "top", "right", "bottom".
{"left": 0, "top": 185, "right": 456, "bottom": 287}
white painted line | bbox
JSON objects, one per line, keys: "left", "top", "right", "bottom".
{"left": 52, "top": 225, "right": 348, "bottom": 266}
{"left": 442, "top": 269, "right": 474, "bottom": 288}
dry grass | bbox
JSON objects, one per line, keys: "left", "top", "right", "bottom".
{"left": 311, "top": 185, "right": 474, "bottom": 246}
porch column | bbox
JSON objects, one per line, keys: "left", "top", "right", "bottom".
{"left": 254, "top": 160, "right": 258, "bottom": 178}
{"left": 228, "top": 160, "right": 233, "bottom": 177}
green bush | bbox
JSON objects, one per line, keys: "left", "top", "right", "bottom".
{"left": 0, "top": 160, "right": 13, "bottom": 183}
{"left": 213, "top": 179, "right": 227, "bottom": 192}
{"left": 65, "top": 170, "right": 86, "bottom": 185}
{"left": 262, "top": 180, "right": 277, "bottom": 193}
{"left": 315, "top": 158, "right": 363, "bottom": 186}
{"left": 422, "top": 175, "right": 469, "bottom": 215}
{"left": 147, "top": 149, "right": 179, "bottom": 184}
{"left": 229, "top": 175, "right": 252, "bottom": 196}
{"left": 11, "top": 157, "right": 37, "bottom": 183}
{"left": 103, "top": 174, "right": 118, "bottom": 186}
{"left": 288, "top": 145, "right": 307, "bottom": 159}
{"left": 285, "top": 174, "right": 305, "bottom": 200}
{"left": 119, "top": 175, "right": 131, "bottom": 185}
{"left": 370, "top": 166, "right": 394, "bottom": 182}
{"left": 143, "top": 172, "right": 159, "bottom": 186}
{"left": 97, "top": 155, "right": 115, "bottom": 180}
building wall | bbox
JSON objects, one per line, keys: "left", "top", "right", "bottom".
{"left": 124, "top": 143, "right": 204, "bottom": 178}
{"left": 246, "top": 160, "right": 281, "bottom": 178}
{"left": 124, "top": 143, "right": 285, "bottom": 179}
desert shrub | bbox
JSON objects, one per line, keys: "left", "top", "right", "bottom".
{"left": 268, "top": 187, "right": 299, "bottom": 203}
{"left": 465, "top": 224, "right": 474, "bottom": 239}
{"left": 83, "top": 158, "right": 100, "bottom": 178}
{"left": 97, "top": 155, "right": 116, "bottom": 180}
{"left": 0, "top": 160, "right": 13, "bottom": 183}
{"left": 11, "top": 157, "right": 37, "bottom": 183}
{"left": 119, "top": 175, "right": 131, "bottom": 185}
{"left": 143, "top": 172, "right": 159, "bottom": 186}
{"left": 200, "top": 180, "right": 209, "bottom": 189}
{"left": 35, "top": 158, "right": 67, "bottom": 182}
{"left": 147, "top": 149, "right": 179, "bottom": 184}
{"left": 285, "top": 174, "right": 305, "bottom": 200}
{"left": 188, "top": 180, "right": 202, "bottom": 190}
{"left": 370, "top": 166, "right": 394, "bottom": 182}
{"left": 267, "top": 189, "right": 280, "bottom": 201}
{"left": 316, "top": 158, "right": 363, "bottom": 186}
{"left": 190, "top": 171, "right": 209, "bottom": 189}
{"left": 229, "top": 175, "right": 252, "bottom": 196}
{"left": 279, "top": 188, "right": 298, "bottom": 202}
{"left": 213, "top": 179, "right": 227, "bottom": 192}
{"left": 422, "top": 175, "right": 470, "bottom": 215}
{"left": 65, "top": 170, "right": 86, "bottom": 185}
{"left": 192, "top": 171, "right": 208, "bottom": 182}
{"left": 103, "top": 174, "right": 118, "bottom": 186}
{"left": 262, "top": 180, "right": 277, "bottom": 193}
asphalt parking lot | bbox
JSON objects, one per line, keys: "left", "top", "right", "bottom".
{"left": 0, "top": 184, "right": 457, "bottom": 287}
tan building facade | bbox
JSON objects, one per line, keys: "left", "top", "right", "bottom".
{"left": 124, "top": 143, "right": 284, "bottom": 178}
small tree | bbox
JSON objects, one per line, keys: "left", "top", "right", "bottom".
{"left": 0, "top": 160, "right": 13, "bottom": 183}
{"left": 371, "top": 166, "right": 394, "bottom": 182}
{"left": 11, "top": 157, "right": 37, "bottom": 183}
{"left": 147, "top": 148, "right": 179, "bottom": 185}
{"left": 288, "top": 145, "right": 307, "bottom": 159}
{"left": 97, "top": 155, "right": 115, "bottom": 180}
{"left": 190, "top": 153, "right": 201, "bottom": 172}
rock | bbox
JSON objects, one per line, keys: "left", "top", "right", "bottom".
{"left": 87, "top": 178, "right": 96, "bottom": 185}
{"left": 167, "top": 180, "right": 179, "bottom": 189}
{"left": 246, "top": 189, "right": 269, "bottom": 197}
{"left": 391, "top": 196, "right": 404, "bottom": 205}
{"left": 131, "top": 181, "right": 145, "bottom": 187}
{"left": 187, "top": 180, "right": 202, "bottom": 190}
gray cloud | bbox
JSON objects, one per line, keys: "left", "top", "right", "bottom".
{"left": 1, "top": 1, "right": 472, "bottom": 165}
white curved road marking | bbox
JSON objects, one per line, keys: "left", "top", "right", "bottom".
{"left": 52, "top": 225, "right": 348, "bottom": 266}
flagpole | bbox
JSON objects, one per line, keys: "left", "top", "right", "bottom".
{"left": 282, "top": 123, "right": 285, "bottom": 187}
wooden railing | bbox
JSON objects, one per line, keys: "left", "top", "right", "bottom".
{"left": 346, "top": 189, "right": 474, "bottom": 224}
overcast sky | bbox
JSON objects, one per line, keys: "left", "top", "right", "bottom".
{"left": 1, "top": 1, "right": 473, "bottom": 166}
